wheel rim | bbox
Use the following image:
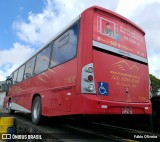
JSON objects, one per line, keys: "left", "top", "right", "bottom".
{"left": 33, "top": 100, "right": 40, "bottom": 119}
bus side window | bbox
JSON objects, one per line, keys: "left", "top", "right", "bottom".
{"left": 24, "top": 57, "right": 36, "bottom": 79}
{"left": 16, "top": 64, "right": 25, "bottom": 83}
{"left": 13, "top": 70, "right": 18, "bottom": 84}
{"left": 50, "top": 22, "right": 79, "bottom": 68}
{"left": 34, "top": 44, "right": 51, "bottom": 75}
{"left": 50, "top": 41, "right": 58, "bottom": 67}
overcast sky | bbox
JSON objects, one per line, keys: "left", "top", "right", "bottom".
{"left": 0, "top": 0, "right": 160, "bottom": 81}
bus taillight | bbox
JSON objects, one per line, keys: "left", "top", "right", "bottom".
{"left": 88, "top": 75, "right": 93, "bottom": 82}
{"left": 81, "top": 63, "right": 96, "bottom": 94}
{"left": 87, "top": 67, "right": 93, "bottom": 73}
{"left": 88, "top": 84, "right": 95, "bottom": 92}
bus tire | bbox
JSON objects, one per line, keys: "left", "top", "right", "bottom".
{"left": 8, "top": 101, "right": 15, "bottom": 115}
{"left": 31, "top": 96, "right": 42, "bottom": 125}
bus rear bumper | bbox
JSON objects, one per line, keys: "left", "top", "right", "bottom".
{"left": 76, "top": 94, "right": 152, "bottom": 115}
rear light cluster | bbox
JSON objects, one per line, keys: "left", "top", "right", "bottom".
{"left": 81, "top": 63, "right": 96, "bottom": 94}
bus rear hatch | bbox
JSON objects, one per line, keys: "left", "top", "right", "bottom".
{"left": 92, "top": 12, "right": 149, "bottom": 103}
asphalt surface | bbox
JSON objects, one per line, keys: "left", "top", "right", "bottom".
{"left": 0, "top": 108, "right": 7, "bottom": 114}
{"left": 0, "top": 110, "right": 119, "bottom": 142}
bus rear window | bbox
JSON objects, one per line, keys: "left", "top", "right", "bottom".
{"left": 93, "top": 13, "right": 147, "bottom": 60}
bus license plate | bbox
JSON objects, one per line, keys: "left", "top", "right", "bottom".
{"left": 122, "top": 107, "right": 132, "bottom": 114}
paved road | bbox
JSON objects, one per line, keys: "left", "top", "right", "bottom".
{"left": 0, "top": 108, "right": 7, "bottom": 113}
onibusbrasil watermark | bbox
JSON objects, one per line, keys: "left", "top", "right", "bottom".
{"left": 2, "top": 134, "right": 42, "bottom": 140}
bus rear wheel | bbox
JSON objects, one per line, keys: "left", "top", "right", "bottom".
{"left": 8, "top": 101, "right": 15, "bottom": 115}
{"left": 31, "top": 96, "right": 42, "bottom": 125}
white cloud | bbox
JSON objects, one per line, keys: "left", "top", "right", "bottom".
{"left": 13, "top": 0, "right": 119, "bottom": 46}
{"left": 0, "top": 64, "right": 17, "bottom": 81}
{"left": 116, "top": 0, "right": 146, "bottom": 17}
{"left": 0, "top": 43, "right": 35, "bottom": 80}
{"left": 148, "top": 54, "right": 160, "bottom": 79}
{"left": 0, "top": 42, "right": 35, "bottom": 65}
{"left": 116, "top": 0, "right": 160, "bottom": 18}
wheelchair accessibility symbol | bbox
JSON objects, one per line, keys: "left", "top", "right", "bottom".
{"left": 98, "top": 82, "right": 108, "bottom": 96}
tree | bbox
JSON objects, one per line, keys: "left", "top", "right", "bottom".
{"left": 149, "top": 74, "right": 160, "bottom": 96}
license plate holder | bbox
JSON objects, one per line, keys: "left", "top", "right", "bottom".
{"left": 122, "top": 107, "right": 132, "bottom": 114}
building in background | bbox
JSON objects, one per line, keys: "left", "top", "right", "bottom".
{"left": 0, "top": 81, "right": 7, "bottom": 108}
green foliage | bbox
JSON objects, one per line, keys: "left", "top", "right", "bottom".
{"left": 149, "top": 74, "right": 160, "bottom": 95}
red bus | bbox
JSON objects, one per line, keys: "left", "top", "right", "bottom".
{"left": 4, "top": 6, "right": 151, "bottom": 124}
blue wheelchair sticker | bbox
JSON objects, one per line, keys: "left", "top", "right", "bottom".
{"left": 98, "top": 82, "right": 108, "bottom": 96}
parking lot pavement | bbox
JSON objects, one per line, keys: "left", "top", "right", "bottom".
{"left": 0, "top": 108, "right": 7, "bottom": 113}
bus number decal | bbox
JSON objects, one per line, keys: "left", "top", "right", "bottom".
{"left": 111, "top": 41, "right": 117, "bottom": 47}
{"left": 64, "top": 75, "right": 75, "bottom": 85}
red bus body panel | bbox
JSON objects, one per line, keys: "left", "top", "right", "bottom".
{"left": 5, "top": 59, "right": 78, "bottom": 116}
{"left": 93, "top": 51, "right": 149, "bottom": 102}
